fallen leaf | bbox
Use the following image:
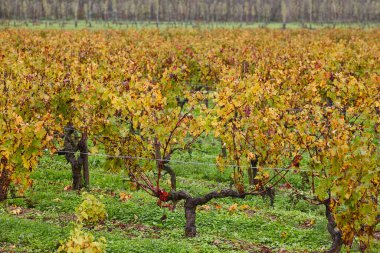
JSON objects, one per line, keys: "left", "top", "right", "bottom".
{"left": 300, "top": 219, "right": 316, "bottom": 228}
{"left": 11, "top": 207, "right": 22, "bottom": 215}
{"left": 228, "top": 203, "right": 238, "bottom": 213}
{"left": 239, "top": 204, "right": 250, "bottom": 210}
{"left": 213, "top": 203, "right": 222, "bottom": 210}
{"left": 198, "top": 205, "right": 211, "bottom": 211}
{"left": 64, "top": 185, "right": 72, "bottom": 191}
{"left": 119, "top": 192, "right": 132, "bottom": 202}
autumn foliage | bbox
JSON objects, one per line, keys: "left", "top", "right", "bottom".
{"left": 0, "top": 28, "right": 379, "bottom": 251}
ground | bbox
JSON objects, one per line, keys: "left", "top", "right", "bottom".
{"left": 0, "top": 20, "right": 379, "bottom": 30}
{"left": 1, "top": 137, "right": 379, "bottom": 253}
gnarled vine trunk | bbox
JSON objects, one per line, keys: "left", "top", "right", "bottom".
{"left": 325, "top": 199, "right": 343, "bottom": 253}
{"left": 69, "top": 156, "right": 83, "bottom": 190}
{"left": 163, "top": 163, "right": 176, "bottom": 191}
{"left": 248, "top": 158, "right": 258, "bottom": 186}
{"left": 0, "top": 169, "right": 10, "bottom": 201}
{"left": 169, "top": 189, "right": 251, "bottom": 238}
{"left": 58, "top": 125, "right": 89, "bottom": 190}
{"left": 79, "top": 131, "right": 89, "bottom": 187}
{"left": 184, "top": 199, "right": 197, "bottom": 237}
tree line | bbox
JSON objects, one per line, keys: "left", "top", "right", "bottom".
{"left": 0, "top": 0, "right": 379, "bottom": 27}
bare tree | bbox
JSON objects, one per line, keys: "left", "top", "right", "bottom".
{"left": 1, "top": 0, "right": 379, "bottom": 26}
{"left": 281, "top": 0, "right": 288, "bottom": 28}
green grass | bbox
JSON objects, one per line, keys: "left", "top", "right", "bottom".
{"left": 0, "top": 139, "right": 379, "bottom": 252}
{"left": 1, "top": 20, "right": 379, "bottom": 30}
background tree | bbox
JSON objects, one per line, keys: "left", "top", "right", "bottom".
{"left": 73, "top": 0, "right": 79, "bottom": 27}
{"left": 1, "top": 0, "right": 379, "bottom": 25}
{"left": 281, "top": 0, "right": 288, "bottom": 28}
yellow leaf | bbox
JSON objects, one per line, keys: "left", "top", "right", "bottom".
{"left": 10, "top": 207, "right": 22, "bottom": 215}
{"left": 119, "top": 192, "right": 132, "bottom": 202}
{"left": 228, "top": 203, "right": 238, "bottom": 213}
{"left": 239, "top": 204, "right": 250, "bottom": 211}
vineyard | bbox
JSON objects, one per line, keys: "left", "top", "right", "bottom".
{"left": 0, "top": 28, "right": 379, "bottom": 252}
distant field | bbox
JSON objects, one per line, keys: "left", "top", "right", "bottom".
{"left": 0, "top": 20, "right": 379, "bottom": 30}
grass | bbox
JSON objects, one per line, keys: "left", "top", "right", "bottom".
{"left": 0, "top": 20, "right": 379, "bottom": 30}
{"left": 0, "top": 137, "right": 379, "bottom": 252}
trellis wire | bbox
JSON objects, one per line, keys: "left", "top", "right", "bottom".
{"left": 52, "top": 150, "right": 380, "bottom": 173}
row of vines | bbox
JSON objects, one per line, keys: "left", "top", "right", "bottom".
{"left": 0, "top": 28, "right": 379, "bottom": 252}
